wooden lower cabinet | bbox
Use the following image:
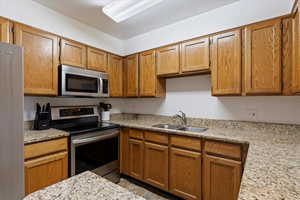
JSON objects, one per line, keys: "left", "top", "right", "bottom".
{"left": 203, "top": 154, "right": 241, "bottom": 200}
{"left": 169, "top": 147, "right": 201, "bottom": 200}
{"left": 120, "top": 128, "right": 130, "bottom": 175}
{"left": 129, "top": 138, "right": 144, "bottom": 180}
{"left": 144, "top": 142, "right": 168, "bottom": 190}
{"left": 24, "top": 151, "right": 68, "bottom": 195}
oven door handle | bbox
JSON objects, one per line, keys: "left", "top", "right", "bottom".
{"left": 72, "top": 132, "right": 119, "bottom": 146}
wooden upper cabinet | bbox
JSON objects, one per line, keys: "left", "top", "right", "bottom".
{"left": 108, "top": 54, "right": 123, "bottom": 97}
{"left": 144, "top": 142, "right": 169, "bottom": 191}
{"left": 203, "top": 155, "right": 241, "bottom": 200}
{"left": 0, "top": 17, "right": 10, "bottom": 43}
{"left": 156, "top": 44, "right": 180, "bottom": 76}
{"left": 181, "top": 37, "right": 210, "bottom": 73}
{"left": 139, "top": 50, "right": 166, "bottom": 97}
{"left": 124, "top": 54, "right": 139, "bottom": 97}
{"left": 14, "top": 23, "right": 59, "bottom": 96}
{"left": 60, "top": 39, "right": 86, "bottom": 68}
{"left": 292, "top": 4, "right": 300, "bottom": 93}
{"left": 211, "top": 30, "right": 242, "bottom": 96}
{"left": 245, "top": 19, "right": 282, "bottom": 95}
{"left": 170, "top": 147, "right": 201, "bottom": 200}
{"left": 87, "top": 47, "right": 107, "bottom": 72}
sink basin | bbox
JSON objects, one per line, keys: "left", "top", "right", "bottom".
{"left": 152, "top": 124, "right": 182, "bottom": 130}
{"left": 178, "top": 126, "right": 208, "bottom": 133}
{"left": 152, "top": 124, "right": 208, "bottom": 133}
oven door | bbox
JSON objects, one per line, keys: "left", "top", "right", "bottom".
{"left": 60, "top": 65, "right": 108, "bottom": 97}
{"left": 70, "top": 129, "right": 120, "bottom": 181}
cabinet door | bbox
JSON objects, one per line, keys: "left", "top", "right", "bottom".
{"left": 245, "top": 19, "right": 282, "bottom": 94}
{"left": 120, "top": 128, "right": 130, "bottom": 175}
{"left": 0, "top": 17, "right": 10, "bottom": 43}
{"left": 60, "top": 39, "right": 86, "bottom": 68}
{"left": 25, "top": 152, "right": 68, "bottom": 195}
{"left": 144, "top": 142, "right": 168, "bottom": 191}
{"left": 139, "top": 50, "right": 157, "bottom": 96}
{"left": 125, "top": 54, "right": 139, "bottom": 97}
{"left": 87, "top": 47, "right": 107, "bottom": 72}
{"left": 211, "top": 30, "right": 242, "bottom": 96}
{"left": 108, "top": 54, "right": 123, "bottom": 97}
{"left": 203, "top": 154, "right": 241, "bottom": 200}
{"left": 181, "top": 37, "right": 210, "bottom": 73}
{"left": 14, "top": 23, "right": 59, "bottom": 95}
{"left": 170, "top": 148, "right": 201, "bottom": 200}
{"left": 292, "top": 6, "right": 300, "bottom": 93}
{"left": 157, "top": 44, "right": 180, "bottom": 75}
{"left": 129, "top": 139, "right": 144, "bottom": 180}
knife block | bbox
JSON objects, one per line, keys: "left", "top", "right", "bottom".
{"left": 34, "top": 111, "right": 51, "bottom": 130}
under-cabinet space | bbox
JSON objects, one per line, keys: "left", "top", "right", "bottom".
{"left": 14, "top": 23, "right": 59, "bottom": 96}
{"left": 60, "top": 39, "right": 87, "bottom": 68}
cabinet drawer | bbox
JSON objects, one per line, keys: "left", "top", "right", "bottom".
{"left": 204, "top": 141, "right": 241, "bottom": 160}
{"left": 129, "top": 129, "right": 144, "bottom": 140}
{"left": 144, "top": 131, "right": 168, "bottom": 144}
{"left": 170, "top": 135, "right": 201, "bottom": 152}
{"left": 24, "top": 138, "right": 68, "bottom": 160}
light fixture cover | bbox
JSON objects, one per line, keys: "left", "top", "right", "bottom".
{"left": 103, "top": 0, "right": 163, "bottom": 23}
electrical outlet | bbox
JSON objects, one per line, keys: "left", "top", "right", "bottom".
{"left": 247, "top": 109, "right": 257, "bottom": 121}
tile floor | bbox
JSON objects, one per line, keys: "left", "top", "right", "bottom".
{"left": 118, "top": 178, "right": 181, "bottom": 200}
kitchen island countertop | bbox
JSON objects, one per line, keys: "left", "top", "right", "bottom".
{"left": 23, "top": 171, "right": 145, "bottom": 200}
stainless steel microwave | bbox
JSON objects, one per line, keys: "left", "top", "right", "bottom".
{"left": 59, "top": 65, "right": 109, "bottom": 97}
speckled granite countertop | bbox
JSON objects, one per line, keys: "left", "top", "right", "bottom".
{"left": 109, "top": 114, "right": 300, "bottom": 200}
{"left": 23, "top": 171, "right": 145, "bottom": 200}
{"left": 24, "top": 128, "right": 69, "bottom": 145}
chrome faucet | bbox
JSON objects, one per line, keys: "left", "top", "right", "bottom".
{"left": 174, "top": 111, "right": 187, "bottom": 127}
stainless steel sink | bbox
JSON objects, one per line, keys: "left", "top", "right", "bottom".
{"left": 152, "top": 124, "right": 208, "bottom": 133}
{"left": 178, "top": 126, "right": 208, "bottom": 133}
{"left": 152, "top": 124, "right": 182, "bottom": 130}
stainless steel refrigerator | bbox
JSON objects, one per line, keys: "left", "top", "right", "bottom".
{"left": 0, "top": 42, "right": 24, "bottom": 199}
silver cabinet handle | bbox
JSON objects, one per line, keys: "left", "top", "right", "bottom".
{"left": 72, "top": 131, "right": 119, "bottom": 146}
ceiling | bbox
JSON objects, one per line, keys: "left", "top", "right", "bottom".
{"left": 33, "top": 0, "right": 238, "bottom": 39}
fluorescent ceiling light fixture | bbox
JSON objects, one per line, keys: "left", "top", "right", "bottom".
{"left": 103, "top": 0, "right": 163, "bottom": 23}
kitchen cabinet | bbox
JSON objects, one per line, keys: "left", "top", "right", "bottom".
{"left": 245, "top": 19, "right": 282, "bottom": 95}
{"left": 120, "top": 128, "right": 130, "bottom": 175}
{"left": 181, "top": 37, "right": 210, "bottom": 73}
{"left": 139, "top": 50, "right": 166, "bottom": 97}
{"left": 292, "top": 3, "right": 300, "bottom": 93}
{"left": 169, "top": 147, "right": 201, "bottom": 200}
{"left": 203, "top": 155, "right": 241, "bottom": 200}
{"left": 144, "top": 142, "right": 168, "bottom": 191}
{"left": 14, "top": 23, "right": 59, "bottom": 96}
{"left": 87, "top": 47, "right": 107, "bottom": 72}
{"left": 129, "top": 138, "right": 144, "bottom": 181}
{"left": 24, "top": 138, "right": 68, "bottom": 195}
{"left": 0, "top": 17, "right": 10, "bottom": 43}
{"left": 156, "top": 44, "right": 180, "bottom": 76}
{"left": 108, "top": 54, "right": 124, "bottom": 97}
{"left": 124, "top": 54, "right": 139, "bottom": 97}
{"left": 211, "top": 29, "right": 242, "bottom": 96}
{"left": 60, "top": 38, "right": 86, "bottom": 68}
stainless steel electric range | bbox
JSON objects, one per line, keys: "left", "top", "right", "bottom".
{"left": 50, "top": 105, "right": 120, "bottom": 183}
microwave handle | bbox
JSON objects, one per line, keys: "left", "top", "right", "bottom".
{"left": 98, "top": 78, "right": 103, "bottom": 94}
